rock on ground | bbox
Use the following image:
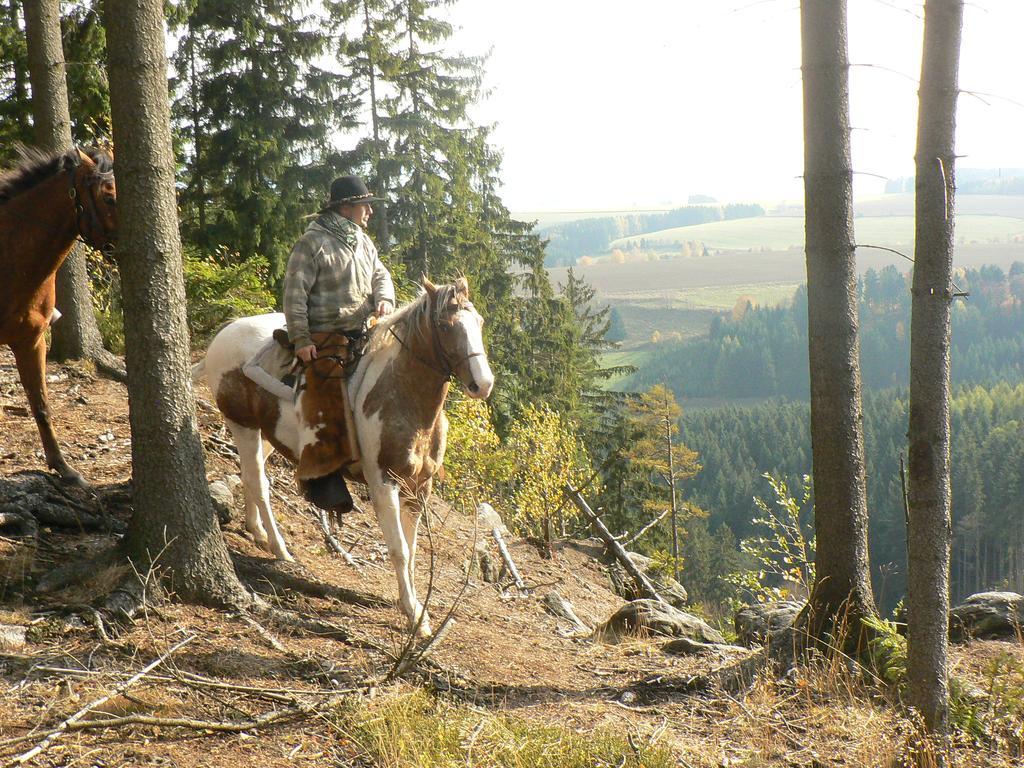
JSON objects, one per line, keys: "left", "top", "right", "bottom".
{"left": 596, "top": 599, "right": 725, "bottom": 644}
{"left": 950, "top": 591, "right": 1024, "bottom": 642}
{"left": 734, "top": 601, "right": 804, "bottom": 647}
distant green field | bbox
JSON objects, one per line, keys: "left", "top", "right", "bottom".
{"left": 611, "top": 214, "right": 1024, "bottom": 252}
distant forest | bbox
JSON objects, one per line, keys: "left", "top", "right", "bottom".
{"left": 540, "top": 203, "right": 765, "bottom": 266}
{"left": 886, "top": 167, "right": 1024, "bottom": 195}
{"left": 634, "top": 264, "right": 1024, "bottom": 610}
{"left": 628, "top": 264, "right": 1024, "bottom": 400}
{"left": 683, "top": 383, "right": 1024, "bottom": 613}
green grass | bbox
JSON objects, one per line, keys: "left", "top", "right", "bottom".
{"left": 611, "top": 214, "right": 1024, "bottom": 252}
{"left": 337, "top": 689, "right": 675, "bottom": 768}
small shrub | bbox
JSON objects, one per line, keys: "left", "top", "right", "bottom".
{"left": 183, "top": 246, "right": 276, "bottom": 344}
{"left": 724, "top": 473, "right": 815, "bottom": 608}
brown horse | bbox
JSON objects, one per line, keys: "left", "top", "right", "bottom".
{"left": 193, "top": 278, "right": 495, "bottom": 635}
{"left": 0, "top": 146, "right": 117, "bottom": 486}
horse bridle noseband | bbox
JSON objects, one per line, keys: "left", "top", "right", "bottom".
{"left": 67, "top": 155, "right": 115, "bottom": 252}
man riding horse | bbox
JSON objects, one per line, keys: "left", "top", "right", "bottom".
{"left": 280, "top": 175, "right": 394, "bottom": 515}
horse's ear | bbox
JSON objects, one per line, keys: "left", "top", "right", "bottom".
{"left": 61, "top": 147, "right": 82, "bottom": 171}
{"left": 421, "top": 275, "right": 437, "bottom": 297}
{"left": 454, "top": 276, "right": 469, "bottom": 298}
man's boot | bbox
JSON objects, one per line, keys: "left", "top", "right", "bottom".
{"left": 302, "top": 470, "right": 354, "bottom": 516}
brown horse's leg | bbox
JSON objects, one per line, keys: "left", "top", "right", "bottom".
{"left": 12, "top": 335, "right": 86, "bottom": 487}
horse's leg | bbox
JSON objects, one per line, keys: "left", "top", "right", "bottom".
{"left": 226, "top": 419, "right": 293, "bottom": 562}
{"left": 371, "top": 478, "right": 430, "bottom": 637}
{"left": 399, "top": 483, "right": 432, "bottom": 634}
{"left": 12, "top": 334, "right": 85, "bottom": 487}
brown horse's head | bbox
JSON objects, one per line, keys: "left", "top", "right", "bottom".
{"left": 422, "top": 276, "right": 495, "bottom": 399}
{"left": 65, "top": 147, "right": 116, "bottom": 255}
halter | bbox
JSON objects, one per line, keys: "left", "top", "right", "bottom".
{"left": 387, "top": 304, "right": 485, "bottom": 380}
{"left": 67, "top": 154, "right": 115, "bottom": 252}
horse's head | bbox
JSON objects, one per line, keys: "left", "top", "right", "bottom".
{"left": 424, "top": 276, "right": 494, "bottom": 400}
{"left": 63, "top": 147, "right": 116, "bottom": 256}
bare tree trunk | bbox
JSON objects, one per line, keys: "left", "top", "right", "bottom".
{"left": 104, "top": 0, "right": 249, "bottom": 606}
{"left": 362, "top": 0, "right": 390, "bottom": 252}
{"left": 23, "top": 0, "right": 124, "bottom": 378}
{"left": 666, "top": 413, "right": 680, "bottom": 583}
{"left": 907, "top": 0, "right": 963, "bottom": 750}
{"left": 8, "top": 0, "right": 31, "bottom": 136}
{"left": 798, "top": 0, "right": 877, "bottom": 644}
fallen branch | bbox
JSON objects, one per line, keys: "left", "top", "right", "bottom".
{"left": 478, "top": 503, "right": 526, "bottom": 592}
{"left": 564, "top": 483, "right": 664, "bottom": 604}
{"left": 313, "top": 507, "right": 361, "bottom": 569}
{"left": 4, "top": 697, "right": 339, "bottom": 744}
{"left": 238, "top": 611, "right": 286, "bottom": 651}
{"left": 623, "top": 510, "right": 669, "bottom": 548}
{"left": 7, "top": 634, "right": 196, "bottom": 766}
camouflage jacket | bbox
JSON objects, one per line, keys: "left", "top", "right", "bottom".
{"left": 282, "top": 212, "right": 395, "bottom": 349}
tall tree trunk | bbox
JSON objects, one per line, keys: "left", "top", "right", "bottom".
{"left": 104, "top": 0, "right": 248, "bottom": 606}
{"left": 907, "top": 1, "right": 962, "bottom": 747}
{"left": 9, "top": 0, "right": 31, "bottom": 134}
{"left": 907, "top": 0, "right": 963, "bottom": 749}
{"left": 666, "top": 413, "right": 680, "bottom": 583}
{"left": 363, "top": 0, "right": 390, "bottom": 252}
{"left": 798, "top": 0, "right": 877, "bottom": 643}
{"left": 23, "top": 0, "right": 124, "bottom": 378}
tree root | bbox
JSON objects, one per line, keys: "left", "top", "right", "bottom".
{"left": 0, "top": 511, "right": 37, "bottom": 539}
{"left": 91, "top": 349, "right": 128, "bottom": 383}
{"left": 0, "top": 472, "right": 127, "bottom": 534}
{"left": 232, "top": 553, "right": 389, "bottom": 608}
{"left": 35, "top": 546, "right": 125, "bottom": 594}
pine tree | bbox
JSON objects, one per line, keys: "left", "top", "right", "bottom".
{"left": 621, "top": 385, "right": 702, "bottom": 580}
{"left": 0, "top": 0, "right": 31, "bottom": 158}
{"left": 169, "top": 0, "right": 358, "bottom": 278}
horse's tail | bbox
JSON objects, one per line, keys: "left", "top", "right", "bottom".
{"left": 191, "top": 358, "right": 206, "bottom": 384}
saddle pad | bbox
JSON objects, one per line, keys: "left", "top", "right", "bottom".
{"left": 241, "top": 336, "right": 296, "bottom": 402}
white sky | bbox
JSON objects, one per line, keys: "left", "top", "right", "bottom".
{"left": 450, "top": 0, "right": 1024, "bottom": 213}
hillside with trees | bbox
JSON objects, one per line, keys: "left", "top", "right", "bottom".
{"left": 627, "top": 264, "right": 1024, "bottom": 400}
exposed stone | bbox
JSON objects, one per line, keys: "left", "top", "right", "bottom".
{"left": 607, "top": 552, "right": 688, "bottom": 608}
{"left": 596, "top": 599, "right": 725, "bottom": 644}
{"left": 0, "top": 624, "right": 27, "bottom": 650}
{"left": 734, "top": 601, "right": 804, "bottom": 647}
{"left": 950, "top": 591, "right": 1024, "bottom": 642}
{"left": 209, "top": 479, "right": 235, "bottom": 526}
{"left": 541, "top": 591, "right": 590, "bottom": 635}
{"left": 662, "top": 636, "right": 722, "bottom": 655}
{"left": 472, "top": 541, "right": 502, "bottom": 583}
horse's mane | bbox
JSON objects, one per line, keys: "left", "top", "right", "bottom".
{"left": 0, "top": 145, "right": 113, "bottom": 206}
{"left": 366, "top": 281, "right": 463, "bottom": 356}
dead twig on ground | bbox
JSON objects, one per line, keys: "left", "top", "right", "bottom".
{"left": 5, "top": 634, "right": 196, "bottom": 766}
{"left": 237, "top": 611, "right": 286, "bottom": 651}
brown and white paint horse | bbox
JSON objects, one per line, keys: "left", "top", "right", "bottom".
{"left": 194, "top": 278, "right": 494, "bottom": 635}
{"left": 0, "top": 146, "right": 117, "bottom": 486}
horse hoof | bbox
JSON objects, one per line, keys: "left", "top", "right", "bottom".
{"left": 57, "top": 467, "right": 88, "bottom": 489}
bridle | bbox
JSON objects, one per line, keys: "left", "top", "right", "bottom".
{"left": 388, "top": 301, "right": 485, "bottom": 380}
{"left": 67, "top": 154, "right": 115, "bottom": 253}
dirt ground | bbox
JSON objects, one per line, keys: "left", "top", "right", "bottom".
{"left": 2, "top": 349, "right": 1023, "bottom": 767}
